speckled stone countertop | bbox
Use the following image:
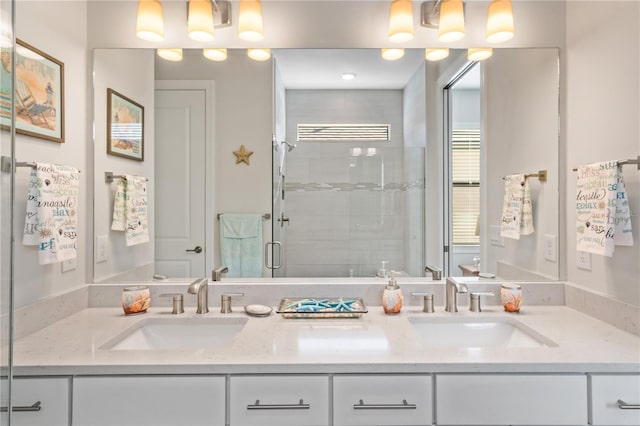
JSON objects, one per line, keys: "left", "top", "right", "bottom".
{"left": 12, "top": 304, "right": 639, "bottom": 376}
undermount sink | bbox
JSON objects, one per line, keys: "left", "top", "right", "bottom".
{"left": 102, "top": 317, "right": 248, "bottom": 350}
{"left": 408, "top": 317, "right": 557, "bottom": 349}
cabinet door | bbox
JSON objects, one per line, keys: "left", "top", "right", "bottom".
{"left": 333, "top": 375, "right": 432, "bottom": 426}
{"left": 591, "top": 374, "right": 640, "bottom": 425}
{"left": 1, "top": 377, "right": 70, "bottom": 426}
{"left": 436, "top": 374, "right": 588, "bottom": 425}
{"left": 73, "top": 376, "right": 225, "bottom": 426}
{"left": 229, "top": 375, "right": 329, "bottom": 426}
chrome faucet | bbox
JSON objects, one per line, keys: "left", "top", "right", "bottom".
{"left": 187, "top": 278, "right": 209, "bottom": 314}
{"left": 212, "top": 266, "right": 229, "bottom": 281}
{"left": 425, "top": 265, "right": 442, "bottom": 280}
{"left": 445, "top": 277, "right": 468, "bottom": 313}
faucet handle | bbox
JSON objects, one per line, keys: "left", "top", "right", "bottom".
{"left": 220, "top": 292, "right": 244, "bottom": 314}
{"left": 159, "top": 293, "right": 184, "bottom": 314}
{"left": 411, "top": 292, "right": 434, "bottom": 313}
{"left": 469, "top": 292, "right": 494, "bottom": 312}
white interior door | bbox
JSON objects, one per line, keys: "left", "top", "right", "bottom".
{"left": 154, "top": 88, "right": 207, "bottom": 277}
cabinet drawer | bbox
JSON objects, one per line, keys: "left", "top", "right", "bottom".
{"left": 229, "top": 375, "right": 328, "bottom": 426}
{"left": 333, "top": 375, "right": 432, "bottom": 426}
{"left": 73, "top": 375, "right": 225, "bottom": 426}
{"left": 436, "top": 374, "right": 587, "bottom": 425}
{"left": 591, "top": 374, "right": 640, "bottom": 425}
{"left": 2, "top": 377, "right": 70, "bottom": 426}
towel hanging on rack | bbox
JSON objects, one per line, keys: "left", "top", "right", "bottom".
{"left": 23, "top": 163, "right": 80, "bottom": 264}
{"left": 576, "top": 161, "right": 633, "bottom": 257}
{"left": 111, "top": 175, "right": 149, "bottom": 246}
{"left": 500, "top": 173, "right": 534, "bottom": 239}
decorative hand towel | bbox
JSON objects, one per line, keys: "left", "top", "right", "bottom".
{"left": 576, "top": 161, "right": 632, "bottom": 257}
{"left": 219, "top": 214, "right": 263, "bottom": 278}
{"left": 500, "top": 174, "right": 525, "bottom": 239}
{"left": 23, "top": 163, "right": 80, "bottom": 264}
{"left": 520, "top": 177, "right": 535, "bottom": 236}
{"left": 111, "top": 175, "right": 149, "bottom": 246}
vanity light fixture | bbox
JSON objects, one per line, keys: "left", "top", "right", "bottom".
{"left": 188, "top": 0, "right": 216, "bottom": 41}
{"left": 486, "top": 0, "right": 514, "bottom": 43}
{"left": 381, "top": 48, "right": 405, "bottom": 61}
{"left": 425, "top": 48, "right": 449, "bottom": 61}
{"left": 203, "top": 48, "right": 228, "bottom": 61}
{"left": 136, "top": 0, "right": 165, "bottom": 41}
{"left": 341, "top": 72, "right": 357, "bottom": 81}
{"left": 157, "top": 48, "right": 183, "bottom": 62}
{"left": 388, "top": 0, "right": 414, "bottom": 43}
{"left": 467, "top": 47, "right": 493, "bottom": 61}
{"left": 238, "top": 0, "right": 265, "bottom": 42}
{"left": 438, "top": 0, "right": 465, "bottom": 42}
{"left": 247, "top": 48, "right": 271, "bottom": 61}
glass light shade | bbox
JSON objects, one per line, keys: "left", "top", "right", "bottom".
{"left": 247, "top": 48, "right": 271, "bottom": 61}
{"left": 467, "top": 47, "right": 493, "bottom": 61}
{"left": 188, "top": 0, "right": 215, "bottom": 41}
{"left": 438, "top": 0, "right": 465, "bottom": 42}
{"left": 341, "top": 72, "right": 357, "bottom": 80}
{"left": 381, "top": 48, "right": 405, "bottom": 61}
{"left": 203, "top": 48, "right": 228, "bottom": 61}
{"left": 425, "top": 48, "right": 450, "bottom": 61}
{"left": 486, "top": 0, "right": 514, "bottom": 43}
{"left": 157, "top": 48, "right": 183, "bottom": 62}
{"left": 388, "top": 0, "right": 414, "bottom": 43}
{"left": 238, "top": 0, "right": 264, "bottom": 42}
{"left": 136, "top": 0, "right": 165, "bottom": 42}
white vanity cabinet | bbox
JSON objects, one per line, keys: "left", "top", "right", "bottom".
{"left": 72, "top": 375, "right": 225, "bottom": 426}
{"left": 2, "top": 376, "right": 71, "bottom": 426}
{"left": 590, "top": 374, "right": 640, "bottom": 425}
{"left": 333, "top": 375, "right": 433, "bottom": 426}
{"left": 229, "top": 375, "right": 329, "bottom": 426}
{"left": 435, "top": 374, "right": 588, "bottom": 425}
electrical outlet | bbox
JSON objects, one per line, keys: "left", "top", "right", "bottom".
{"left": 544, "top": 234, "right": 557, "bottom": 262}
{"left": 96, "top": 235, "right": 108, "bottom": 263}
{"left": 62, "top": 258, "right": 77, "bottom": 272}
{"left": 489, "top": 225, "right": 504, "bottom": 247}
{"left": 576, "top": 251, "right": 591, "bottom": 271}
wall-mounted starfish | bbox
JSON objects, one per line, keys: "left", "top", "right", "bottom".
{"left": 233, "top": 144, "right": 253, "bottom": 165}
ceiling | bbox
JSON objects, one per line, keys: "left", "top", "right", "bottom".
{"left": 272, "top": 48, "right": 426, "bottom": 90}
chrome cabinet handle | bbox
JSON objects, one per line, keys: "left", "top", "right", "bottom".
{"left": 618, "top": 399, "right": 640, "bottom": 409}
{"left": 353, "top": 399, "right": 417, "bottom": 409}
{"left": 247, "top": 399, "right": 310, "bottom": 410}
{"left": 185, "top": 246, "right": 203, "bottom": 254}
{"left": 0, "top": 401, "right": 42, "bottom": 412}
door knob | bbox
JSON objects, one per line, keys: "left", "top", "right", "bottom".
{"left": 186, "top": 246, "right": 203, "bottom": 254}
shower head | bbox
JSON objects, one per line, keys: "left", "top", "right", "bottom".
{"left": 281, "top": 141, "right": 297, "bottom": 152}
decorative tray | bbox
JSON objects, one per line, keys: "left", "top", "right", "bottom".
{"left": 276, "top": 298, "right": 368, "bottom": 319}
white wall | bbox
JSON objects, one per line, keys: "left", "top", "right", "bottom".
{"left": 565, "top": 1, "right": 640, "bottom": 306}
{"left": 483, "top": 48, "right": 560, "bottom": 280}
{"left": 93, "top": 49, "right": 155, "bottom": 282}
{"left": 155, "top": 50, "right": 273, "bottom": 274}
{"left": 13, "top": 1, "right": 88, "bottom": 307}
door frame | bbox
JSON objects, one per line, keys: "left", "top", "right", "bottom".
{"left": 154, "top": 80, "right": 216, "bottom": 277}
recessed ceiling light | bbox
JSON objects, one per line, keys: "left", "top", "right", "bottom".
{"left": 341, "top": 72, "right": 357, "bottom": 81}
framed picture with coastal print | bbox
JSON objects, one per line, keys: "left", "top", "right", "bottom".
{"left": 1, "top": 39, "right": 65, "bottom": 143}
{"left": 107, "top": 88, "right": 144, "bottom": 161}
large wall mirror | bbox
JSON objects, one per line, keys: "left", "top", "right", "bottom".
{"left": 92, "top": 47, "right": 560, "bottom": 283}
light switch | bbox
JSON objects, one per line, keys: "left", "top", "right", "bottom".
{"left": 489, "top": 225, "right": 504, "bottom": 247}
{"left": 544, "top": 234, "right": 557, "bottom": 262}
{"left": 96, "top": 235, "right": 108, "bottom": 263}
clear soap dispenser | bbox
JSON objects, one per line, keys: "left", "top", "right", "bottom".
{"left": 382, "top": 271, "right": 403, "bottom": 314}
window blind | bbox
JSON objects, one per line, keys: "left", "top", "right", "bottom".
{"left": 297, "top": 124, "right": 390, "bottom": 141}
{"left": 451, "top": 129, "right": 480, "bottom": 245}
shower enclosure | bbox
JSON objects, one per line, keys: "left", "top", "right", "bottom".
{"left": 271, "top": 142, "right": 424, "bottom": 278}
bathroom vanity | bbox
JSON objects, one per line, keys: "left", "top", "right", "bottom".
{"left": 9, "top": 296, "right": 640, "bottom": 426}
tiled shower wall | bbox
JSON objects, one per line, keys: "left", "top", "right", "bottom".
{"left": 283, "top": 90, "right": 424, "bottom": 277}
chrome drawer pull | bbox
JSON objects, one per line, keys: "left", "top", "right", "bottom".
{"left": 247, "top": 399, "right": 310, "bottom": 410}
{"left": 353, "top": 399, "right": 417, "bottom": 410}
{"left": 0, "top": 401, "right": 42, "bottom": 412}
{"left": 618, "top": 399, "right": 640, "bottom": 409}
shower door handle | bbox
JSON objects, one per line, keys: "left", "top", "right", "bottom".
{"left": 265, "top": 241, "right": 282, "bottom": 270}
{"left": 278, "top": 212, "right": 290, "bottom": 228}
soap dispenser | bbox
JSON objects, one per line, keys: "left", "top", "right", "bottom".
{"left": 382, "top": 271, "right": 403, "bottom": 314}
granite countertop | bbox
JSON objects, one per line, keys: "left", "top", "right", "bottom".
{"left": 12, "top": 305, "right": 640, "bottom": 376}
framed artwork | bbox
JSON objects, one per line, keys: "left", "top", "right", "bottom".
{"left": 107, "top": 88, "right": 144, "bottom": 161}
{"left": 1, "top": 39, "right": 65, "bottom": 143}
